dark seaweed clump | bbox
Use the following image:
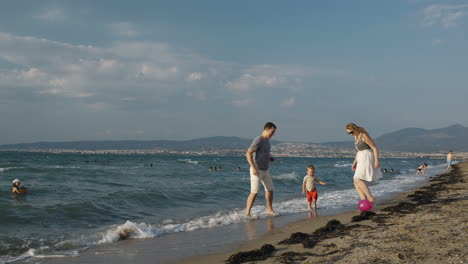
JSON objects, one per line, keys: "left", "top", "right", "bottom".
{"left": 226, "top": 244, "right": 275, "bottom": 264}
{"left": 382, "top": 167, "right": 463, "bottom": 215}
{"left": 351, "top": 211, "right": 377, "bottom": 222}
{"left": 279, "top": 219, "right": 348, "bottom": 248}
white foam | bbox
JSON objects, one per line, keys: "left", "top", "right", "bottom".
{"left": 0, "top": 167, "right": 24, "bottom": 172}
{"left": 178, "top": 159, "right": 199, "bottom": 165}
{"left": 3, "top": 248, "right": 78, "bottom": 263}
{"left": 334, "top": 162, "right": 353, "bottom": 168}
{"left": 273, "top": 171, "right": 300, "bottom": 181}
{"left": 97, "top": 220, "right": 155, "bottom": 244}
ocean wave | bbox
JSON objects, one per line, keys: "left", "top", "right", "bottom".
{"left": 2, "top": 248, "right": 79, "bottom": 264}
{"left": 273, "top": 171, "right": 300, "bottom": 182}
{"left": 333, "top": 162, "right": 352, "bottom": 168}
{"left": 0, "top": 167, "right": 24, "bottom": 173}
{"left": 97, "top": 221, "right": 155, "bottom": 244}
{"left": 178, "top": 159, "right": 199, "bottom": 165}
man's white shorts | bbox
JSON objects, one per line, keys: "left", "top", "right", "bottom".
{"left": 250, "top": 167, "right": 274, "bottom": 193}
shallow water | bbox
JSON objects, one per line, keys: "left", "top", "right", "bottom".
{"left": 0, "top": 151, "right": 446, "bottom": 263}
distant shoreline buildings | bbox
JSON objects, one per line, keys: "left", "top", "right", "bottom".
{"left": 1, "top": 142, "right": 466, "bottom": 159}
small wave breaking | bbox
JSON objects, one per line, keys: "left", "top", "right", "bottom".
{"left": 178, "top": 159, "right": 199, "bottom": 165}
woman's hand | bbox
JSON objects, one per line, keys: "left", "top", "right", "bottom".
{"left": 374, "top": 160, "right": 380, "bottom": 168}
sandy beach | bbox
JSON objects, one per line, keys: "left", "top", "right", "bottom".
{"left": 181, "top": 162, "right": 468, "bottom": 264}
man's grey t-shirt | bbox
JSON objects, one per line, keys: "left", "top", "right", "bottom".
{"left": 249, "top": 136, "right": 271, "bottom": 171}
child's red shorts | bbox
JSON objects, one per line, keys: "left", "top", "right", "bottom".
{"left": 307, "top": 189, "right": 318, "bottom": 202}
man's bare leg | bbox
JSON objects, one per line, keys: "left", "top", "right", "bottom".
{"left": 245, "top": 193, "right": 258, "bottom": 216}
{"left": 265, "top": 190, "right": 276, "bottom": 215}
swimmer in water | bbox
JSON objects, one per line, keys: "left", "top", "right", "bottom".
{"left": 12, "top": 179, "right": 27, "bottom": 194}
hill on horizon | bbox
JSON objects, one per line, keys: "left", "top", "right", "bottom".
{"left": 375, "top": 124, "right": 468, "bottom": 153}
{"left": 323, "top": 124, "right": 468, "bottom": 153}
{"left": 0, "top": 137, "right": 281, "bottom": 152}
{"left": 0, "top": 124, "right": 467, "bottom": 153}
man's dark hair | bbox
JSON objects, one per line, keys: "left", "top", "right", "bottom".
{"left": 264, "top": 122, "right": 277, "bottom": 130}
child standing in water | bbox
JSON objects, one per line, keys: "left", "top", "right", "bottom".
{"left": 416, "top": 163, "right": 427, "bottom": 175}
{"left": 302, "top": 165, "right": 328, "bottom": 210}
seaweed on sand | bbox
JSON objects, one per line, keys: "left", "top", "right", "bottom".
{"left": 351, "top": 211, "right": 377, "bottom": 222}
{"left": 226, "top": 244, "right": 275, "bottom": 264}
{"left": 279, "top": 219, "right": 349, "bottom": 248}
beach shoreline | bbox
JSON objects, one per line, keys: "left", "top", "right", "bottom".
{"left": 34, "top": 161, "right": 465, "bottom": 264}
{"left": 178, "top": 162, "right": 467, "bottom": 264}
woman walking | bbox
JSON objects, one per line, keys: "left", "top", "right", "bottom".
{"left": 346, "top": 123, "right": 382, "bottom": 205}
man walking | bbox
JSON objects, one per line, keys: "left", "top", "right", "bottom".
{"left": 447, "top": 151, "right": 454, "bottom": 170}
{"left": 245, "top": 122, "right": 277, "bottom": 216}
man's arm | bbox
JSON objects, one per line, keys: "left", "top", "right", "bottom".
{"left": 246, "top": 148, "right": 258, "bottom": 176}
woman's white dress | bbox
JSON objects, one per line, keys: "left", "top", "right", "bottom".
{"left": 354, "top": 135, "right": 382, "bottom": 182}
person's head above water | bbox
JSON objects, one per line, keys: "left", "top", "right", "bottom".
{"left": 12, "top": 179, "right": 21, "bottom": 187}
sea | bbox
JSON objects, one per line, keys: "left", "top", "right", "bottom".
{"left": 0, "top": 151, "right": 448, "bottom": 263}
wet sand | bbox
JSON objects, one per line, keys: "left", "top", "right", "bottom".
{"left": 181, "top": 162, "right": 468, "bottom": 264}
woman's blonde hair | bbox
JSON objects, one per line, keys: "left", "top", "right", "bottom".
{"left": 346, "top": 123, "right": 368, "bottom": 135}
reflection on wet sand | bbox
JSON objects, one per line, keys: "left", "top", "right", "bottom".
{"left": 308, "top": 208, "right": 319, "bottom": 218}
{"left": 245, "top": 217, "right": 275, "bottom": 240}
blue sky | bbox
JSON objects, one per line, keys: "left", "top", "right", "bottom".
{"left": 1, "top": 0, "right": 467, "bottom": 144}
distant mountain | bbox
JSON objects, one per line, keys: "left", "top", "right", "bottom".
{"left": 320, "top": 124, "right": 468, "bottom": 153}
{"left": 1, "top": 124, "right": 466, "bottom": 153}
{"left": 375, "top": 124, "right": 468, "bottom": 152}
{"left": 0, "top": 136, "right": 281, "bottom": 151}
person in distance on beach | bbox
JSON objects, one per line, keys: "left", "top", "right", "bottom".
{"left": 245, "top": 122, "right": 277, "bottom": 216}
{"left": 447, "top": 151, "right": 454, "bottom": 170}
{"left": 12, "top": 179, "right": 28, "bottom": 194}
{"left": 416, "top": 163, "right": 427, "bottom": 175}
{"left": 302, "top": 165, "right": 328, "bottom": 211}
{"left": 346, "top": 123, "right": 382, "bottom": 206}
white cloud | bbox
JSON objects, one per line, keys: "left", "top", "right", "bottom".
{"left": 86, "top": 102, "right": 110, "bottom": 112}
{"left": 225, "top": 64, "right": 344, "bottom": 93}
{"left": 0, "top": 32, "right": 354, "bottom": 112}
{"left": 232, "top": 98, "right": 254, "bottom": 106}
{"left": 423, "top": 4, "right": 468, "bottom": 27}
{"left": 281, "top": 97, "right": 296, "bottom": 108}
{"left": 137, "top": 64, "right": 179, "bottom": 80}
{"left": 225, "top": 65, "right": 305, "bottom": 92}
{"left": 111, "top": 22, "right": 140, "bottom": 37}
{"left": 37, "top": 7, "right": 65, "bottom": 22}
{"left": 0, "top": 32, "right": 194, "bottom": 102}
{"left": 226, "top": 74, "right": 283, "bottom": 92}
{"left": 187, "top": 72, "right": 204, "bottom": 81}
